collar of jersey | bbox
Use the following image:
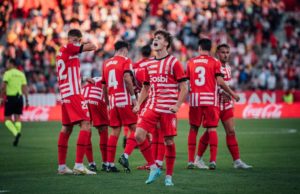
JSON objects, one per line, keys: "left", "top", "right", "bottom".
{"left": 155, "top": 54, "right": 170, "bottom": 61}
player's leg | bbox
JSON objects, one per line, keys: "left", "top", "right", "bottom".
{"left": 135, "top": 109, "right": 161, "bottom": 184}
{"left": 123, "top": 126, "right": 130, "bottom": 148}
{"left": 97, "top": 125, "right": 108, "bottom": 171}
{"left": 106, "top": 126, "right": 121, "bottom": 172}
{"left": 57, "top": 125, "right": 73, "bottom": 174}
{"left": 85, "top": 128, "right": 96, "bottom": 171}
{"left": 155, "top": 124, "right": 165, "bottom": 168}
{"left": 119, "top": 123, "right": 137, "bottom": 172}
{"left": 13, "top": 95, "right": 23, "bottom": 146}
{"left": 221, "top": 110, "right": 252, "bottom": 169}
{"left": 4, "top": 97, "right": 19, "bottom": 145}
{"left": 73, "top": 120, "right": 96, "bottom": 175}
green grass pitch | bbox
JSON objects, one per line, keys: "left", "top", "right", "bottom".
{"left": 1, "top": 119, "right": 300, "bottom": 194}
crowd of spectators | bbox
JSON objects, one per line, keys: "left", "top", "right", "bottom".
{"left": 0, "top": 0, "right": 299, "bottom": 94}
{"left": 136, "top": 0, "right": 300, "bottom": 91}
{"left": 0, "top": 0, "right": 148, "bottom": 93}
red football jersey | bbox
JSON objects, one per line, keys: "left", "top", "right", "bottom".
{"left": 82, "top": 77, "right": 105, "bottom": 104}
{"left": 102, "top": 56, "right": 133, "bottom": 108}
{"left": 56, "top": 43, "right": 82, "bottom": 99}
{"left": 143, "top": 55, "right": 186, "bottom": 113}
{"left": 133, "top": 58, "right": 148, "bottom": 94}
{"left": 186, "top": 55, "right": 222, "bottom": 107}
{"left": 219, "top": 64, "right": 233, "bottom": 110}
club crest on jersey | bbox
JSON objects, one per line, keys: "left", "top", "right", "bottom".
{"left": 150, "top": 75, "right": 168, "bottom": 83}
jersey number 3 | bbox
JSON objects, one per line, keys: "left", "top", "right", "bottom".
{"left": 108, "top": 69, "right": 118, "bottom": 89}
{"left": 195, "top": 66, "right": 205, "bottom": 86}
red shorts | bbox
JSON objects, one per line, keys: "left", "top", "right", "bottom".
{"left": 137, "top": 109, "right": 177, "bottom": 137}
{"left": 138, "top": 100, "right": 147, "bottom": 116}
{"left": 88, "top": 101, "right": 109, "bottom": 127}
{"left": 189, "top": 106, "right": 220, "bottom": 128}
{"left": 109, "top": 105, "right": 137, "bottom": 127}
{"left": 220, "top": 108, "right": 234, "bottom": 122}
{"left": 61, "top": 95, "right": 90, "bottom": 126}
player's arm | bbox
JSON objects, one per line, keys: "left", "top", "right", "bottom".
{"left": 216, "top": 76, "right": 239, "bottom": 102}
{"left": 124, "top": 71, "right": 136, "bottom": 100}
{"left": 170, "top": 80, "right": 188, "bottom": 113}
{"left": 102, "top": 83, "right": 109, "bottom": 106}
{"left": 133, "top": 83, "right": 149, "bottom": 113}
{"left": 22, "top": 84, "right": 29, "bottom": 108}
{"left": 81, "top": 42, "right": 97, "bottom": 52}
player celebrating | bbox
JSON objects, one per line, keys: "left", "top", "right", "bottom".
{"left": 216, "top": 44, "right": 252, "bottom": 169}
{"left": 82, "top": 77, "right": 109, "bottom": 172}
{"left": 102, "top": 40, "right": 137, "bottom": 173}
{"left": 133, "top": 30, "right": 188, "bottom": 186}
{"left": 186, "top": 38, "right": 240, "bottom": 170}
{"left": 134, "top": 45, "right": 165, "bottom": 170}
{"left": 56, "top": 29, "right": 97, "bottom": 175}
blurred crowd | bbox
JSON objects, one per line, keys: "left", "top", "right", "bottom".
{"left": 0, "top": 0, "right": 147, "bottom": 93}
{"left": 137, "top": 0, "right": 300, "bottom": 91}
{"left": 0, "top": 0, "right": 299, "bottom": 94}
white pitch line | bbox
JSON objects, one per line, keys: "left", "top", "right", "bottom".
{"left": 0, "top": 191, "right": 10, "bottom": 193}
{"left": 237, "top": 128, "right": 298, "bottom": 135}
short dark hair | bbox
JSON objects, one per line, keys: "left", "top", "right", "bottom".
{"left": 198, "top": 38, "right": 212, "bottom": 51}
{"left": 68, "top": 29, "right": 82, "bottom": 38}
{"left": 216, "top": 43, "right": 230, "bottom": 51}
{"left": 154, "top": 30, "right": 172, "bottom": 49}
{"left": 8, "top": 58, "right": 17, "bottom": 66}
{"left": 114, "top": 40, "right": 129, "bottom": 51}
{"left": 141, "top": 45, "right": 151, "bottom": 57}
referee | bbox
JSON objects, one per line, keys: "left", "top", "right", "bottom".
{"left": 0, "top": 58, "right": 29, "bottom": 146}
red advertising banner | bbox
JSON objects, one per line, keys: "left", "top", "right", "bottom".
{"left": 1, "top": 103, "right": 300, "bottom": 122}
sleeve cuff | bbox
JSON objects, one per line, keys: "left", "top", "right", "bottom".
{"left": 143, "top": 81, "right": 150, "bottom": 85}
{"left": 215, "top": 73, "right": 224, "bottom": 77}
{"left": 177, "top": 77, "right": 188, "bottom": 82}
{"left": 79, "top": 44, "right": 84, "bottom": 53}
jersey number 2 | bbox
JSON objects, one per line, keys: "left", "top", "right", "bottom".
{"left": 108, "top": 69, "right": 118, "bottom": 89}
{"left": 195, "top": 66, "right": 205, "bottom": 86}
{"left": 56, "top": 59, "right": 67, "bottom": 81}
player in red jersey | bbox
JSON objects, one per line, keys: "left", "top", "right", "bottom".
{"left": 133, "top": 30, "right": 188, "bottom": 186}
{"left": 215, "top": 44, "right": 252, "bottom": 169}
{"left": 134, "top": 45, "right": 166, "bottom": 171}
{"left": 81, "top": 77, "right": 109, "bottom": 172}
{"left": 56, "top": 29, "right": 97, "bottom": 175}
{"left": 186, "top": 38, "right": 240, "bottom": 170}
{"left": 102, "top": 40, "right": 137, "bottom": 173}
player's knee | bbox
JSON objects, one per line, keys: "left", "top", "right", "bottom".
{"left": 81, "top": 121, "right": 91, "bottom": 130}
{"left": 135, "top": 128, "right": 146, "bottom": 143}
{"left": 226, "top": 128, "right": 235, "bottom": 136}
{"left": 207, "top": 128, "right": 216, "bottom": 132}
{"left": 129, "top": 123, "right": 136, "bottom": 131}
{"left": 190, "top": 125, "right": 199, "bottom": 131}
{"left": 164, "top": 137, "right": 174, "bottom": 145}
{"left": 61, "top": 125, "right": 73, "bottom": 133}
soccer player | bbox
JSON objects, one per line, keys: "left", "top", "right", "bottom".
{"left": 215, "top": 44, "right": 252, "bottom": 169}
{"left": 186, "top": 38, "right": 240, "bottom": 170}
{"left": 0, "top": 58, "right": 28, "bottom": 146}
{"left": 133, "top": 30, "right": 188, "bottom": 186}
{"left": 134, "top": 45, "right": 165, "bottom": 170}
{"left": 101, "top": 40, "right": 137, "bottom": 173}
{"left": 82, "top": 77, "right": 109, "bottom": 172}
{"left": 56, "top": 29, "right": 97, "bottom": 175}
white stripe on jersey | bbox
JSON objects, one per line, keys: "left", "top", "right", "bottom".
{"left": 157, "top": 104, "right": 173, "bottom": 108}
{"left": 148, "top": 65, "right": 158, "bottom": 69}
{"left": 60, "top": 83, "right": 69, "bottom": 88}
{"left": 73, "top": 67, "right": 79, "bottom": 94}
{"left": 157, "top": 99, "right": 178, "bottom": 103}
{"left": 157, "top": 83, "right": 177, "bottom": 87}
{"left": 154, "top": 108, "right": 172, "bottom": 114}
{"left": 165, "top": 56, "right": 174, "bottom": 74}
{"left": 149, "top": 70, "right": 157, "bottom": 74}
{"left": 199, "top": 92, "right": 214, "bottom": 96}
{"left": 199, "top": 96, "right": 214, "bottom": 100}
{"left": 195, "top": 93, "right": 198, "bottom": 106}
{"left": 199, "top": 101, "right": 214, "bottom": 105}
{"left": 89, "top": 94, "right": 102, "bottom": 100}
{"left": 159, "top": 58, "right": 165, "bottom": 74}
{"left": 170, "top": 57, "right": 178, "bottom": 75}
{"left": 140, "top": 60, "right": 157, "bottom": 67}
{"left": 159, "top": 94, "right": 177, "bottom": 98}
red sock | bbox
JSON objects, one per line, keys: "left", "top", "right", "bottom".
{"left": 165, "top": 143, "right": 176, "bottom": 176}
{"left": 156, "top": 130, "right": 165, "bottom": 161}
{"left": 123, "top": 126, "right": 129, "bottom": 137}
{"left": 138, "top": 139, "right": 155, "bottom": 166}
{"left": 188, "top": 128, "right": 198, "bottom": 162}
{"left": 58, "top": 131, "right": 71, "bottom": 165}
{"left": 197, "top": 131, "right": 209, "bottom": 158}
{"left": 99, "top": 128, "right": 108, "bottom": 163}
{"left": 85, "top": 131, "right": 94, "bottom": 163}
{"left": 75, "top": 130, "right": 90, "bottom": 163}
{"left": 209, "top": 131, "right": 218, "bottom": 162}
{"left": 107, "top": 135, "right": 118, "bottom": 163}
{"left": 151, "top": 131, "right": 159, "bottom": 159}
{"left": 226, "top": 134, "right": 240, "bottom": 161}
{"left": 124, "top": 130, "right": 137, "bottom": 156}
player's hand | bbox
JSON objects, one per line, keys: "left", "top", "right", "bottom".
{"left": 233, "top": 93, "right": 240, "bottom": 102}
{"left": 169, "top": 105, "right": 179, "bottom": 113}
{"left": 133, "top": 104, "right": 140, "bottom": 114}
{"left": 86, "top": 78, "right": 95, "bottom": 84}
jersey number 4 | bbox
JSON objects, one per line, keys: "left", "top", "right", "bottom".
{"left": 108, "top": 69, "right": 118, "bottom": 89}
{"left": 195, "top": 66, "right": 205, "bottom": 86}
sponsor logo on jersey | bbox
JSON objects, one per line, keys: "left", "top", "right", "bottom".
{"left": 150, "top": 75, "right": 168, "bottom": 83}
